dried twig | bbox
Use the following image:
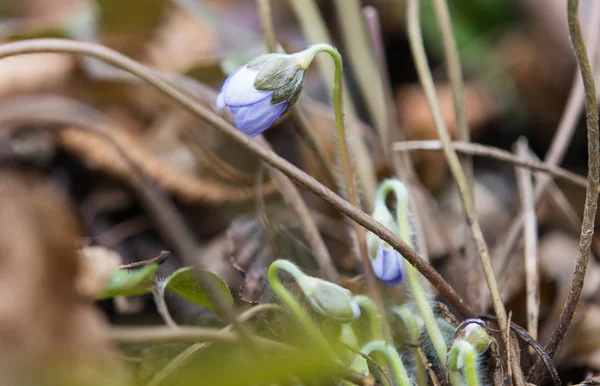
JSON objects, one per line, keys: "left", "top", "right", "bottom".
{"left": 119, "top": 251, "right": 170, "bottom": 269}
{"left": 0, "top": 39, "right": 473, "bottom": 318}
{"left": 406, "top": 0, "right": 506, "bottom": 337}
{"left": 393, "top": 140, "right": 590, "bottom": 189}
{"left": 431, "top": 0, "right": 479, "bottom": 309}
{"left": 530, "top": 0, "right": 599, "bottom": 382}
{"left": 514, "top": 138, "right": 540, "bottom": 352}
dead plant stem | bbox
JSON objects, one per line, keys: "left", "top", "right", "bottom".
{"left": 405, "top": 0, "right": 508, "bottom": 348}
{"left": 431, "top": 0, "right": 479, "bottom": 310}
{"left": 393, "top": 140, "right": 591, "bottom": 190}
{"left": 530, "top": 0, "right": 599, "bottom": 382}
{"left": 514, "top": 138, "right": 540, "bottom": 351}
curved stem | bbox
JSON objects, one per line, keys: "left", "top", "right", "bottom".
{"left": 361, "top": 340, "right": 411, "bottom": 386}
{"left": 449, "top": 340, "right": 480, "bottom": 386}
{"left": 153, "top": 289, "right": 178, "bottom": 329}
{"left": 305, "top": 43, "right": 387, "bottom": 331}
{"left": 267, "top": 260, "right": 337, "bottom": 358}
{"left": 393, "top": 307, "right": 428, "bottom": 386}
{"left": 380, "top": 180, "right": 448, "bottom": 364}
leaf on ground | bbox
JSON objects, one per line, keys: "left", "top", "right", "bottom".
{"left": 160, "top": 267, "right": 233, "bottom": 312}
{"left": 97, "top": 264, "right": 157, "bottom": 299}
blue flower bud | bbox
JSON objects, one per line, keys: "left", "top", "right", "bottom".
{"left": 217, "top": 52, "right": 309, "bottom": 137}
{"left": 372, "top": 246, "right": 405, "bottom": 286}
{"left": 296, "top": 275, "right": 361, "bottom": 323}
{"left": 367, "top": 197, "right": 406, "bottom": 286}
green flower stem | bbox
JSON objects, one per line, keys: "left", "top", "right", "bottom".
{"left": 355, "top": 295, "right": 383, "bottom": 341}
{"left": 361, "top": 340, "right": 411, "bottom": 386}
{"left": 267, "top": 260, "right": 337, "bottom": 359}
{"left": 393, "top": 307, "right": 428, "bottom": 386}
{"left": 449, "top": 340, "right": 480, "bottom": 386}
{"left": 303, "top": 43, "right": 387, "bottom": 336}
{"left": 379, "top": 180, "right": 448, "bottom": 365}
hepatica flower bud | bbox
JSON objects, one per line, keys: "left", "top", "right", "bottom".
{"left": 462, "top": 320, "right": 490, "bottom": 353}
{"left": 296, "top": 275, "right": 360, "bottom": 323}
{"left": 216, "top": 51, "right": 309, "bottom": 137}
{"left": 367, "top": 201, "right": 406, "bottom": 286}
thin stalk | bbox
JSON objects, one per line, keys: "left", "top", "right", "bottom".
{"left": 361, "top": 341, "right": 412, "bottom": 386}
{"left": 267, "top": 260, "right": 337, "bottom": 359}
{"left": 405, "top": 0, "right": 509, "bottom": 347}
{"left": 153, "top": 289, "right": 178, "bottom": 329}
{"left": 531, "top": 0, "right": 600, "bottom": 382}
{"left": 0, "top": 39, "right": 473, "bottom": 318}
{"left": 393, "top": 306, "right": 428, "bottom": 386}
{"left": 378, "top": 180, "right": 447, "bottom": 364}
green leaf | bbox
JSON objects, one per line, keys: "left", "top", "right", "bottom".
{"left": 161, "top": 267, "right": 233, "bottom": 311}
{"left": 97, "top": 264, "right": 158, "bottom": 299}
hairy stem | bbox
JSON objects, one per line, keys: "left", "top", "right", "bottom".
{"left": 379, "top": 180, "right": 447, "bottom": 364}
{"left": 305, "top": 43, "right": 387, "bottom": 324}
{"left": 449, "top": 340, "right": 480, "bottom": 386}
{"left": 153, "top": 289, "right": 178, "bottom": 329}
{"left": 361, "top": 341, "right": 411, "bottom": 386}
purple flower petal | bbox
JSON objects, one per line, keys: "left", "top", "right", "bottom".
{"left": 371, "top": 247, "right": 405, "bottom": 286}
{"left": 222, "top": 65, "right": 272, "bottom": 107}
{"left": 232, "top": 96, "right": 287, "bottom": 137}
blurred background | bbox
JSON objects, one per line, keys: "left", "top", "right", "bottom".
{"left": 0, "top": 0, "right": 599, "bottom": 384}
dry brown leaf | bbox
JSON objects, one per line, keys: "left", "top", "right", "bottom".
{"left": 556, "top": 304, "right": 600, "bottom": 370}
{"left": 144, "top": 7, "right": 221, "bottom": 73}
{"left": 396, "top": 83, "right": 494, "bottom": 193}
{"left": 0, "top": 54, "right": 75, "bottom": 98}
{"left": 59, "top": 126, "right": 277, "bottom": 204}
{"left": 0, "top": 169, "right": 126, "bottom": 385}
